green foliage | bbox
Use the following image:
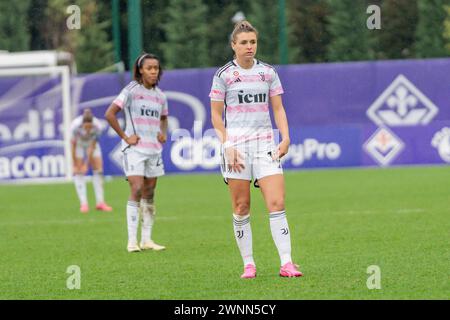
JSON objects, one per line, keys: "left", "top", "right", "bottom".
{"left": 29, "top": 0, "right": 49, "bottom": 50}
{"left": 41, "top": 0, "right": 76, "bottom": 52}
{"left": 203, "top": 1, "right": 244, "bottom": 67}
{"left": 141, "top": 0, "right": 168, "bottom": 63}
{"left": 374, "top": 0, "right": 418, "bottom": 59}
{"left": 288, "top": 0, "right": 330, "bottom": 63}
{"left": 161, "top": 0, "right": 210, "bottom": 69}
{"left": 74, "top": 1, "right": 114, "bottom": 73}
{"left": 246, "top": 0, "right": 279, "bottom": 64}
{"left": 6, "top": 1, "right": 450, "bottom": 71}
{"left": 0, "top": 0, "right": 31, "bottom": 51}
{"left": 326, "top": 0, "right": 373, "bottom": 62}
{"left": 38, "top": 0, "right": 113, "bottom": 73}
{"left": 445, "top": 5, "right": 450, "bottom": 54}
{"left": 415, "top": 0, "right": 448, "bottom": 58}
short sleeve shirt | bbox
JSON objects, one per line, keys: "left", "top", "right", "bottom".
{"left": 113, "top": 81, "right": 169, "bottom": 155}
{"left": 209, "top": 59, "right": 284, "bottom": 152}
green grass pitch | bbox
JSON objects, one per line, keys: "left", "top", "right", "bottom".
{"left": 0, "top": 166, "right": 448, "bottom": 299}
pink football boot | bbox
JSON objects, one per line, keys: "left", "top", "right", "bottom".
{"left": 80, "top": 204, "right": 89, "bottom": 213}
{"left": 280, "top": 262, "right": 303, "bottom": 278}
{"left": 241, "top": 264, "right": 257, "bottom": 279}
{"left": 96, "top": 202, "right": 113, "bottom": 212}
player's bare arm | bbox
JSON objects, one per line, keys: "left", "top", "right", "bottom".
{"left": 71, "top": 139, "right": 77, "bottom": 163}
{"left": 157, "top": 115, "right": 168, "bottom": 143}
{"left": 211, "top": 100, "right": 226, "bottom": 143}
{"left": 105, "top": 103, "right": 140, "bottom": 145}
{"left": 270, "top": 95, "right": 290, "bottom": 160}
{"left": 87, "top": 140, "right": 96, "bottom": 165}
{"left": 211, "top": 100, "right": 245, "bottom": 173}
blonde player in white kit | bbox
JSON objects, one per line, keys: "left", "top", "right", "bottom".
{"left": 105, "top": 53, "right": 167, "bottom": 252}
{"left": 210, "top": 21, "right": 303, "bottom": 278}
{"left": 71, "top": 108, "right": 113, "bottom": 213}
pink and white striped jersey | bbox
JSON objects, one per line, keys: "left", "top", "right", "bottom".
{"left": 70, "top": 115, "right": 102, "bottom": 148}
{"left": 209, "top": 59, "right": 284, "bottom": 152}
{"left": 113, "top": 81, "right": 169, "bottom": 155}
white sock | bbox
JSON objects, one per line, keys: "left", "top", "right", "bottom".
{"left": 140, "top": 199, "right": 155, "bottom": 244}
{"left": 269, "top": 211, "right": 292, "bottom": 266}
{"left": 74, "top": 174, "right": 87, "bottom": 205}
{"left": 92, "top": 170, "right": 104, "bottom": 205}
{"left": 127, "top": 201, "right": 140, "bottom": 244}
{"left": 233, "top": 213, "right": 255, "bottom": 267}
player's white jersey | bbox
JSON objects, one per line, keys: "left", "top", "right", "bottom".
{"left": 70, "top": 115, "right": 102, "bottom": 148}
{"left": 113, "top": 81, "right": 169, "bottom": 155}
{"left": 209, "top": 59, "right": 284, "bottom": 152}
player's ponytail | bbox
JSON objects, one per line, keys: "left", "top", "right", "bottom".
{"left": 231, "top": 20, "right": 258, "bottom": 43}
{"left": 133, "top": 52, "right": 163, "bottom": 86}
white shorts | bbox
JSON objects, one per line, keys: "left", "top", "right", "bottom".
{"left": 75, "top": 143, "right": 102, "bottom": 159}
{"left": 122, "top": 150, "right": 165, "bottom": 178}
{"left": 221, "top": 148, "right": 283, "bottom": 183}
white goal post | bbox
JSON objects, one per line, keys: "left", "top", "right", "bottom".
{"left": 0, "top": 66, "right": 73, "bottom": 183}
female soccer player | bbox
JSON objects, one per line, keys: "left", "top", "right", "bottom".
{"left": 210, "top": 21, "right": 303, "bottom": 278}
{"left": 105, "top": 53, "right": 168, "bottom": 252}
{"left": 71, "top": 108, "right": 112, "bottom": 213}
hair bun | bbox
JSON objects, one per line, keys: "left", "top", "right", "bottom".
{"left": 231, "top": 20, "right": 258, "bottom": 42}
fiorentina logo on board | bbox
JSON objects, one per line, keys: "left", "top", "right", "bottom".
{"left": 364, "top": 127, "right": 404, "bottom": 166}
{"left": 366, "top": 74, "right": 438, "bottom": 127}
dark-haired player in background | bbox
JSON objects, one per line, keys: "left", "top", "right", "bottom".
{"left": 105, "top": 53, "right": 168, "bottom": 253}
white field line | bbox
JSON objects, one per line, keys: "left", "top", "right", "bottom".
{"left": 0, "top": 215, "right": 233, "bottom": 227}
{"left": 299, "top": 208, "right": 426, "bottom": 216}
{"left": 0, "top": 209, "right": 427, "bottom": 227}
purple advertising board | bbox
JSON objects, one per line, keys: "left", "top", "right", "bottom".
{"left": 0, "top": 75, "right": 67, "bottom": 182}
{"left": 1, "top": 58, "right": 449, "bottom": 182}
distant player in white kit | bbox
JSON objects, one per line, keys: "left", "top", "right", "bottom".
{"left": 105, "top": 53, "right": 167, "bottom": 252}
{"left": 71, "top": 108, "right": 113, "bottom": 213}
{"left": 210, "top": 21, "right": 303, "bottom": 278}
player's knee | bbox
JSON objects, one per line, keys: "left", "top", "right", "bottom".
{"left": 130, "top": 183, "right": 143, "bottom": 199}
{"left": 73, "top": 164, "right": 83, "bottom": 174}
{"left": 235, "top": 201, "right": 250, "bottom": 215}
{"left": 268, "top": 199, "right": 285, "bottom": 212}
{"left": 92, "top": 166, "right": 103, "bottom": 174}
{"left": 92, "top": 160, "right": 103, "bottom": 171}
{"left": 74, "top": 168, "right": 88, "bottom": 175}
{"left": 142, "top": 186, "right": 155, "bottom": 199}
